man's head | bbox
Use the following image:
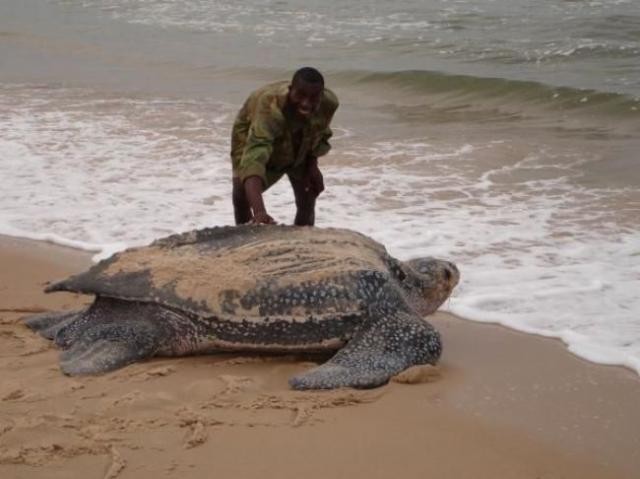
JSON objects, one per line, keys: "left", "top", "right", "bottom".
{"left": 287, "top": 67, "right": 325, "bottom": 119}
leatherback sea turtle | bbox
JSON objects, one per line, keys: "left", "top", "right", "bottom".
{"left": 25, "top": 225, "right": 459, "bottom": 390}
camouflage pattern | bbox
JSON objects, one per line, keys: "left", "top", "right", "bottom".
{"left": 231, "top": 81, "right": 339, "bottom": 188}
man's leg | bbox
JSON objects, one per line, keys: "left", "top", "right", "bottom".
{"left": 232, "top": 177, "right": 252, "bottom": 225}
{"left": 288, "top": 175, "right": 317, "bottom": 226}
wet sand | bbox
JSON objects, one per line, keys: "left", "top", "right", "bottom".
{"left": 1, "top": 235, "right": 639, "bottom": 479}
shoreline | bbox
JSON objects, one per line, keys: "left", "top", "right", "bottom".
{"left": 1, "top": 235, "right": 639, "bottom": 478}
{"left": 4, "top": 231, "right": 638, "bottom": 377}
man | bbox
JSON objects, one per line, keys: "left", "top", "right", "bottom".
{"left": 230, "top": 67, "right": 339, "bottom": 225}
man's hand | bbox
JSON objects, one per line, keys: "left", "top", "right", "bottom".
{"left": 252, "top": 210, "right": 276, "bottom": 225}
{"left": 243, "top": 176, "right": 276, "bottom": 224}
{"left": 307, "top": 165, "right": 324, "bottom": 196}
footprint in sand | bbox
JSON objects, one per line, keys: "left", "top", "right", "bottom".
{"left": 182, "top": 420, "right": 208, "bottom": 449}
{"left": 1, "top": 389, "right": 25, "bottom": 401}
{"left": 218, "top": 374, "right": 256, "bottom": 393}
{"left": 142, "top": 365, "right": 176, "bottom": 379}
{"left": 110, "top": 390, "right": 143, "bottom": 407}
{"left": 176, "top": 407, "right": 224, "bottom": 449}
{"left": 104, "top": 447, "right": 127, "bottom": 479}
{"left": 0, "top": 328, "right": 50, "bottom": 356}
{"left": 0, "top": 417, "right": 14, "bottom": 437}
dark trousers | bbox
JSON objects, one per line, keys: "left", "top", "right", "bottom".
{"left": 232, "top": 175, "right": 317, "bottom": 226}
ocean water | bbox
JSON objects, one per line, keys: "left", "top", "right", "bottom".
{"left": 1, "top": 0, "right": 639, "bottom": 373}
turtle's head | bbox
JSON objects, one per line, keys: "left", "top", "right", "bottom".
{"left": 404, "top": 257, "right": 460, "bottom": 315}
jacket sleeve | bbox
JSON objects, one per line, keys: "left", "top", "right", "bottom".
{"left": 311, "top": 126, "right": 333, "bottom": 158}
{"left": 237, "top": 95, "right": 284, "bottom": 184}
{"left": 311, "top": 92, "right": 339, "bottom": 159}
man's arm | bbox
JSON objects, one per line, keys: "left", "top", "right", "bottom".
{"left": 311, "top": 126, "right": 333, "bottom": 159}
{"left": 305, "top": 93, "right": 338, "bottom": 195}
{"left": 237, "top": 95, "right": 284, "bottom": 223}
{"left": 310, "top": 89, "right": 339, "bottom": 159}
{"left": 243, "top": 176, "right": 275, "bottom": 224}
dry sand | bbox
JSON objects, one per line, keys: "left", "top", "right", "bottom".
{"left": 1, "top": 235, "right": 639, "bottom": 479}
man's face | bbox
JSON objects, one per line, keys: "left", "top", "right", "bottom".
{"left": 287, "top": 81, "right": 323, "bottom": 118}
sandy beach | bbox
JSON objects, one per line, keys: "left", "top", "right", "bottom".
{"left": 0, "top": 235, "right": 638, "bottom": 479}
{"left": 2, "top": 1, "right": 639, "bottom": 478}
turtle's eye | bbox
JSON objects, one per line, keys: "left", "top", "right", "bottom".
{"left": 444, "top": 268, "right": 452, "bottom": 281}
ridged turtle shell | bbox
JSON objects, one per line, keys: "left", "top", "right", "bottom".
{"left": 47, "top": 225, "right": 395, "bottom": 320}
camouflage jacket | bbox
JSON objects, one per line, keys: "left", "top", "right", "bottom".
{"left": 231, "top": 81, "right": 339, "bottom": 187}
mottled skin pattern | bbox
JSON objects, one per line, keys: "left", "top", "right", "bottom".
{"left": 25, "top": 225, "right": 459, "bottom": 390}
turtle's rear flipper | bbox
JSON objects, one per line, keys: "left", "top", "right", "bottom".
{"left": 24, "top": 309, "right": 85, "bottom": 340}
{"left": 289, "top": 310, "right": 442, "bottom": 390}
{"left": 60, "top": 319, "right": 162, "bottom": 375}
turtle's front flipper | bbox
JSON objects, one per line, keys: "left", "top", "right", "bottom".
{"left": 60, "top": 318, "right": 163, "bottom": 375}
{"left": 55, "top": 298, "right": 183, "bottom": 375}
{"left": 24, "top": 309, "right": 85, "bottom": 340}
{"left": 289, "top": 308, "right": 442, "bottom": 390}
